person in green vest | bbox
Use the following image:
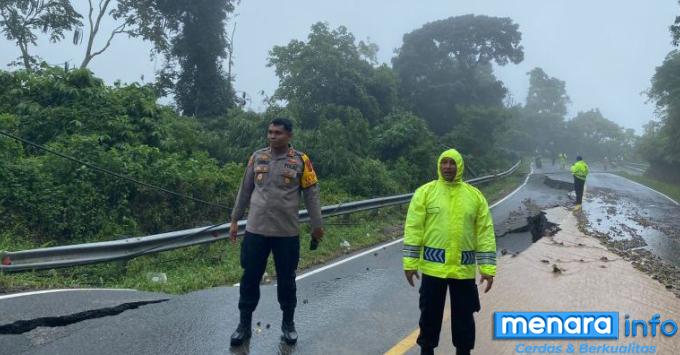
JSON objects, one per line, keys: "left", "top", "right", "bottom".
{"left": 570, "top": 155, "right": 589, "bottom": 207}
{"left": 402, "top": 148, "right": 496, "bottom": 355}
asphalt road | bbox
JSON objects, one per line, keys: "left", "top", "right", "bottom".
{"left": 1, "top": 163, "right": 676, "bottom": 355}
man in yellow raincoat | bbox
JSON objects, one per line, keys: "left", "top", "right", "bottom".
{"left": 570, "top": 155, "right": 589, "bottom": 206}
{"left": 403, "top": 149, "right": 496, "bottom": 355}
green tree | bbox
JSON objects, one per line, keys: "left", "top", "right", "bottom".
{"left": 0, "top": 0, "right": 82, "bottom": 71}
{"left": 159, "top": 0, "right": 237, "bottom": 117}
{"left": 641, "top": 50, "right": 680, "bottom": 177}
{"left": 671, "top": 1, "right": 680, "bottom": 46}
{"left": 442, "top": 106, "right": 510, "bottom": 172}
{"left": 526, "top": 68, "right": 568, "bottom": 154}
{"left": 392, "top": 14, "right": 524, "bottom": 134}
{"left": 372, "top": 111, "right": 439, "bottom": 187}
{"left": 525, "top": 67, "right": 570, "bottom": 116}
{"left": 0, "top": 67, "right": 241, "bottom": 243}
{"left": 268, "top": 22, "right": 398, "bottom": 127}
{"left": 566, "top": 109, "right": 632, "bottom": 160}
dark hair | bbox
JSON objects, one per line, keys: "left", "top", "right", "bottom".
{"left": 270, "top": 117, "right": 293, "bottom": 133}
{"left": 576, "top": 155, "right": 583, "bottom": 161}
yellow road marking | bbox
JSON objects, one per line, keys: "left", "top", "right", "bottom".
{"left": 384, "top": 328, "right": 419, "bottom": 355}
{"left": 384, "top": 305, "right": 451, "bottom": 355}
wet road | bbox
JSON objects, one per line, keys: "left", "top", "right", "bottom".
{"left": 1, "top": 163, "right": 678, "bottom": 354}
{"left": 546, "top": 171, "right": 680, "bottom": 267}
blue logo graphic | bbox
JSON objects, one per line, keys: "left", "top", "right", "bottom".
{"left": 494, "top": 312, "right": 619, "bottom": 339}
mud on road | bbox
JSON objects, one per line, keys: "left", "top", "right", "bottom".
{"left": 536, "top": 172, "right": 680, "bottom": 298}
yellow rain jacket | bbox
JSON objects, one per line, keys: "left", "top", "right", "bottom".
{"left": 402, "top": 149, "right": 496, "bottom": 279}
{"left": 570, "top": 160, "right": 589, "bottom": 181}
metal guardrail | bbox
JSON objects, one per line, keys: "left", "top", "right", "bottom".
{"left": 615, "top": 161, "right": 648, "bottom": 173}
{"left": 0, "top": 161, "right": 521, "bottom": 272}
{"left": 622, "top": 161, "right": 648, "bottom": 168}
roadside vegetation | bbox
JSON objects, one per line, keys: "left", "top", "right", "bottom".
{"left": 0, "top": 161, "right": 528, "bottom": 295}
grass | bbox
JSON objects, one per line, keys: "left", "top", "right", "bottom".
{"left": 0, "top": 160, "right": 530, "bottom": 295}
{"left": 616, "top": 172, "right": 680, "bottom": 204}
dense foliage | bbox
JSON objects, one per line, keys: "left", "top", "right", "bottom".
{"left": 0, "top": 67, "right": 242, "bottom": 244}
{"left": 637, "top": 4, "right": 680, "bottom": 180}
{"left": 638, "top": 51, "right": 680, "bottom": 179}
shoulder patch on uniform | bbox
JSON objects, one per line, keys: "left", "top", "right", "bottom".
{"left": 300, "top": 153, "right": 318, "bottom": 189}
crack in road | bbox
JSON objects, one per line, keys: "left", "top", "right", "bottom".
{"left": 0, "top": 299, "right": 168, "bottom": 335}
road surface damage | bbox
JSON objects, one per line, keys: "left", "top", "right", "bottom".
{"left": 0, "top": 299, "right": 168, "bottom": 335}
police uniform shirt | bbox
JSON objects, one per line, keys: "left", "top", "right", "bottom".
{"left": 231, "top": 146, "right": 322, "bottom": 237}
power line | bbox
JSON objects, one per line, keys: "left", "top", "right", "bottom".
{"left": 0, "top": 129, "right": 232, "bottom": 212}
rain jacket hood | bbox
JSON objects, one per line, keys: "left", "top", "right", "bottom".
{"left": 402, "top": 149, "right": 497, "bottom": 279}
{"left": 437, "top": 149, "right": 464, "bottom": 183}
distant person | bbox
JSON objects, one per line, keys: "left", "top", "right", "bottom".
{"left": 559, "top": 153, "right": 567, "bottom": 170}
{"left": 534, "top": 154, "right": 543, "bottom": 169}
{"left": 603, "top": 156, "right": 609, "bottom": 171}
{"left": 402, "top": 149, "right": 496, "bottom": 355}
{"left": 570, "top": 155, "right": 589, "bottom": 208}
{"left": 229, "top": 117, "right": 324, "bottom": 346}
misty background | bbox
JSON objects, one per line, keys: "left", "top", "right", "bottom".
{"left": 1, "top": 0, "right": 676, "bottom": 132}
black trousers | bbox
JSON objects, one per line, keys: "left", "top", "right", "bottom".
{"left": 574, "top": 177, "right": 585, "bottom": 204}
{"left": 238, "top": 232, "right": 300, "bottom": 321}
{"left": 417, "top": 274, "right": 481, "bottom": 351}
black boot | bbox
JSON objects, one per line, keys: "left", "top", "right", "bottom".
{"left": 281, "top": 321, "right": 298, "bottom": 345}
{"left": 456, "top": 348, "right": 471, "bottom": 355}
{"left": 230, "top": 314, "right": 252, "bottom": 347}
{"left": 420, "top": 347, "right": 435, "bottom": 355}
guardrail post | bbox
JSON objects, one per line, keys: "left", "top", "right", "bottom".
{"left": 116, "top": 259, "right": 130, "bottom": 274}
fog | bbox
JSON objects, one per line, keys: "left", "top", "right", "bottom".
{"left": 1, "top": 0, "right": 676, "bottom": 132}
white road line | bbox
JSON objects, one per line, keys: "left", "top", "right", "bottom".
{"left": 610, "top": 173, "right": 680, "bottom": 206}
{"left": 489, "top": 163, "right": 534, "bottom": 209}
{"left": 0, "top": 288, "right": 137, "bottom": 301}
{"left": 296, "top": 238, "right": 404, "bottom": 281}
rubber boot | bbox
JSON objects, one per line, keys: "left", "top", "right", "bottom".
{"left": 230, "top": 313, "right": 252, "bottom": 346}
{"left": 281, "top": 321, "right": 298, "bottom": 345}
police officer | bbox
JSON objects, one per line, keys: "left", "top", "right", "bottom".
{"left": 229, "top": 117, "right": 324, "bottom": 346}
{"left": 570, "top": 155, "right": 589, "bottom": 208}
{"left": 403, "top": 149, "right": 496, "bottom": 355}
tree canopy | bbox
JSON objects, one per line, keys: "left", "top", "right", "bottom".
{"left": 0, "top": 0, "right": 81, "bottom": 71}
{"left": 392, "top": 14, "right": 524, "bottom": 134}
{"left": 268, "top": 22, "right": 397, "bottom": 127}
{"left": 639, "top": 51, "right": 680, "bottom": 175}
